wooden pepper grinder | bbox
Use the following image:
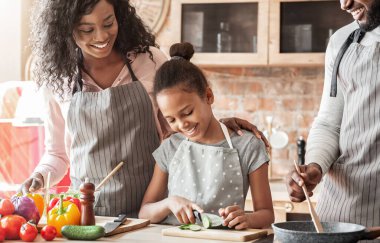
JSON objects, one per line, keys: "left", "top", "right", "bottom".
{"left": 80, "top": 178, "right": 95, "bottom": 225}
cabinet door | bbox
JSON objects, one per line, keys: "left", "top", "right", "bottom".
{"left": 269, "top": 0, "right": 353, "bottom": 65}
{"left": 172, "top": 0, "right": 269, "bottom": 66}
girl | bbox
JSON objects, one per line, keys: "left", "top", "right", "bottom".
{"left": 139, "top": 43, "right": 274, "bottom": 229}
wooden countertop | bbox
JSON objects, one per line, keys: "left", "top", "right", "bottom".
{"left": 12, "top": 223, "right": 274, "bottom": 243}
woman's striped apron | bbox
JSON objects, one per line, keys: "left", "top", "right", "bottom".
{"left": 67, "top": 61, "right": 160, "bottom": 217}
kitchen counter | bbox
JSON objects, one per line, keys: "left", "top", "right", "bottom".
{"left": 12, "top": 223, "right": 275, "bottom": 243}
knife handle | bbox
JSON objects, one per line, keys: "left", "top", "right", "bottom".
{"left": 115, "top": 214, "right": 127, "bottom": 222}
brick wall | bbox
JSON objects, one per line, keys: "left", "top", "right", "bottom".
{"left": 156, "top": 15, "right": 325, "bottom": 178}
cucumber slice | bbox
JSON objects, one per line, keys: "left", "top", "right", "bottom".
{"left": 201, "top": 215, "right": 211, "bottom": 228}
{"left": 179, "top": 224, "right": 191, "bottom": 230}
{"left": 189, "top": 224, "right": 202, "bottom": 231}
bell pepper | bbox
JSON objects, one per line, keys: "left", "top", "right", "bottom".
{"left": 26, "top": 193, "right": 44, "bottom": 217}
{"left": 47, "top": 194, "right": 80, "bottom": 237}
{"left": 48, "top": 196, "right": 81, "bottom": 213}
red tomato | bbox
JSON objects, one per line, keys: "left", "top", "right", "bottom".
{"left": 40, "top": 225, "right": 57, "bottom": 241}
{"left": 19, "top": 221, "right": 38, "bottom": 242}
{"left": 0, "top": 227, "right": 5, "bottom": 242}
{"left": 0, "top": 198, "right": 15, "bottom": 216}
{"left": 0, "top": 215, "right": 26, "bottom": 240}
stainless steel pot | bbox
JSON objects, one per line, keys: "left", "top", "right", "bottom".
{"left": 272, "top": 221, "right": 380, "bottom": 243}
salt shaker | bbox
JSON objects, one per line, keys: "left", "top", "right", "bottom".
{"left": 80, "top": 178, "right": 95, "bottom": 225}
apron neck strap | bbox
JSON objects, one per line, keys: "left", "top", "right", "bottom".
{"left": 220, "top": 123, "right": 233, "bottom": 149}
{"left": 330, "top": 28, "right": 365, "bottom": 97}
{"left": 126, "top": 61, "right": 138, "bottom": 82}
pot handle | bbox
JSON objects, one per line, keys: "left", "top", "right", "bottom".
{"left": 363, "top": 227, "right": 380, "bottom": 240}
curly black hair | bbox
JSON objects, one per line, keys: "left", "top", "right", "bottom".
{"left": 30, "top": 0, "right": 158, "bottom": 99}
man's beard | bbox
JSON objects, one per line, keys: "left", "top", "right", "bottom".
{"left": 360, "top": 0, "right": 380, "bottom": 31}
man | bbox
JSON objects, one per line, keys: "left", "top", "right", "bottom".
{"left": 286, "top": 0, "right": 380, "bottom": 227}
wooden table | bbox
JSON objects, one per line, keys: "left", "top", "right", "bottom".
{"left": 12, "top": 224, "right": 274, "bottom": 243}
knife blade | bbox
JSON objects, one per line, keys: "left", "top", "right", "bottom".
{"left": 104, "top": 214, "right": 128, "bottom": 234}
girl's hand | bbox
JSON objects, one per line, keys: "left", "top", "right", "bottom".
{"left": 219, "top": 117, "right": 270, "bottom": 150}
{"left": 219, "top": 205, "right": 249, "bottom": 230}
{"left": 168, "top": 196, "right": 203, "bottom": 224}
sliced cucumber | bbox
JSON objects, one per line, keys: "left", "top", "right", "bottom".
{"left": 189, "top": 224, "right": 202, "bottom": 231}
{"left": 201, "top": 215, "right": 211, "bottom": 228}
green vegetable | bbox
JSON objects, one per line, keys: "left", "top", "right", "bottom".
{"left": 201, "top": 214, "right": 228, "bottom": 229}
{"left": 179, "top": 224, "right": 202, "bottom": 231}
{"left": 61, "top": 225, "right": 105, "bottom": 240}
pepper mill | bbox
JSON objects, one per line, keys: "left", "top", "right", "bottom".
{"left": 297, "top": 136, "right": 306, "bottom": 165}
{"left": 80, "top": 178, "right": 96, "bottom": 225}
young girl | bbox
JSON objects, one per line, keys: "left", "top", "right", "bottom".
{"left": 139, "top": 43, "right": 274, "bottom": 229}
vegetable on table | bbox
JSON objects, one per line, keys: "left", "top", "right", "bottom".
{"left": 47, "top": 194, "right": 80, "bottom": 237}
{"left": 0, "top": 226, "right": 5, "bottom": 242}
{"left": 0, "top": 198, "right": 15, "bottom": 216}
{"left": 61, "top": 225, "right": 105, "bottom": 241}
{"left": 11, "top": 194, "right": 40, "bottom": 224}
{"left": 179, "top": 224, "right": 202, "bottom": 231}
{"left": 48, "top": 196, "right": 81, "bottom": 213}
{"left": 40, "top": 225, "right": 57, "bottom": 241}
{"left": 19, "top": 221, "right": 38, "bottom": 242}
{"left": 26, "top": 193, "right": 44, "bottom": 218}
{"left": 0, "top": 214, "right": 27, "bottom": 240}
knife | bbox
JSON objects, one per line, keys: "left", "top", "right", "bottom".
{"left": 193, "top": 210, "right": 229, "bottom": 229}
{"left": 104, "top": 214, "right": 128, "bottom": 234}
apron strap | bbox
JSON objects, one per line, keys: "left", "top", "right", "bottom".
{"left": 220, "top": 123, "right": 233, "bottom": 149}
{"left": 330, "top": 28, "right": 365, "bottom": 97}
{"left": 126, "top": 61, "right": 138, "bottom": 82}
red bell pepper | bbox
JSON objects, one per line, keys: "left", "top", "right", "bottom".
{"left": 48, "top": 196, "right": 81, "bottom": 213}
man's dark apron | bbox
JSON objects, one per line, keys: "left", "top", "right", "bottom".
{"left": 67, "top": 62, "right": 160, "bottom": 217}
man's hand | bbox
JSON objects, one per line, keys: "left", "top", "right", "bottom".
{"left": 286, "top": 163, "right": 322, "bottom": 202}
{"left": 19, "top": 173, "right": 44, "bottom": 194}
{"left": 219, "top": 117, "right": 270, "bottom": 150}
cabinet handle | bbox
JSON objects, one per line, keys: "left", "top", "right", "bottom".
{"left": 273, "top": 202, "right": 294, "bottom": 212}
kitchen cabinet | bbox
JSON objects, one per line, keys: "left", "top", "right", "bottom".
{"left": 171, "top": 0, "right": 353, "bottom": 66}
{"left": 269, "top": 0, "right": 353, "bottom": 65}
{"left": 171, "top": 0, "right": 269, "bottom": 66}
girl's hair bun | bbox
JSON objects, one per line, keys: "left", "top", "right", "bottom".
{"left": 169, "top": 42, "right": 194, "bottom": 61}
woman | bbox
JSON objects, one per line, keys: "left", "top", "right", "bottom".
{"left": 21, "top": 0, "right": 268, "bottom": 217}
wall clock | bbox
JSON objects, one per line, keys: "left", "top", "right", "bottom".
{"left": 130, "top": 0, "right": 170, "bottom": 34}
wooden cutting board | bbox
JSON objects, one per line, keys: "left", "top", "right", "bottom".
{"left": 96, "top": 216, "right": 150, "bottom": 236}
{"left": 162, "top": 227, "right": 267, "bottom": 242}
{"left": 37, "top": 216, "right": 150, "bottom": 237}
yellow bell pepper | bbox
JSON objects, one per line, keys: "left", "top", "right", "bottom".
{"left": 47, "top": 194, "right": 80, "bottom": 237}
{"left": 26, "top": 193, "right": 44, "bottom": 217}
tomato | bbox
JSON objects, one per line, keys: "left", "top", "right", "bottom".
{"left": 0, "top": 198, "right": 15, "bottom": 216}
{"left": 0, "top": 215, "right": 26, "bottom": 240}
{"left": 0, "top": 227, "right": 5, "bottom": 242}
{"left": 41, "top": 225, "right": 57, "bottom": 241}
{"left": 19, "top": 221, "right": 38, "bottom": 242}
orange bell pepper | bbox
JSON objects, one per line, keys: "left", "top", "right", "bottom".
{"left": 26, "top": 193, "right": 44, "bottom": 217}
{"left": 47, "top": 194, "right": 80, "bottom": 237}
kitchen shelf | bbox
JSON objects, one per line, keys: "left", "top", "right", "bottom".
{"left": 171, "top": 0, "right": 353, "bottom": 66}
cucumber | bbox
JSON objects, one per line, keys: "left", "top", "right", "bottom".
{"left": 201, "top": 214, "right": 229, "bottom": 229}
{"left": 201, "top": 215, "right": 211, "bottom": 228}
{"left": 189, "top": 224, "right": 202, "bottom": 231}
{"left": 61, "top": 225, "right": 105, "bottom": 241}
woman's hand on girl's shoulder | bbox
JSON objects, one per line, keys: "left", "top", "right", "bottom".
{"left": 219, "top": 205, "right": 249, "bottom": 230}
{"left": 219, "top": 117, "right": 270, "bottom": 150}
{"left": 168, "top": 196, "right": 203, "bottom": 224}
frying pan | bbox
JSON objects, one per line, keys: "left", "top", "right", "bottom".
{"left": 272, "top": 221, "right": 380, "bottom": 243}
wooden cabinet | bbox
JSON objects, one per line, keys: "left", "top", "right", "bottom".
{"left": 171, "top": 0, "right": 269, "bottom": 66}
{"left": 171, "top": 0, "right": 353, "bottom": 66}
{"left": 269, "top": 0, "right": 353, "bottom": 65}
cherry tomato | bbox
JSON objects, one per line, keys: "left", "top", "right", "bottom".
{"left": 0, "top": 227, "right": 5, "bottom": 242}
{"left": 19, "top": 221, "right": 38, "bottom": 242}
{"left": 0, "top": 215, "right": 26, "bottom": 240}
{"left": 0, "top": 198, "right": 15, "bottom": 216}
{"left": 41, "top": 225, "right": 57, "bottom": 241}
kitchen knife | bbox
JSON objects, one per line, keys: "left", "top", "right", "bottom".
{"left": 193, "top": 211, "right": 228, "bottom": 229}
{"left": 104, "top": 214, "right": 128, "bottom": 234}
